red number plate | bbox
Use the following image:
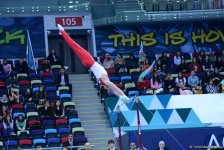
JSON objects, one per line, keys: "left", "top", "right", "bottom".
{"left": 55, "top": 17, "right": 83, "bottom": 27}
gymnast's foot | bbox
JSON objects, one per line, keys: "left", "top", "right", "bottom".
{"left": 119, "top": 95, "right": 131, "bottom": 104}
{"left": 57, "top": 24, "right": 64, "bottom": 35}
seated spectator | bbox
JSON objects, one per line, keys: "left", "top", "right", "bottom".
{"left": 16, "top": 57, "right": 29, "bottom": 73}
{"left": 8, "top": 87, "right": 19, "bottom": 105}
{"left": 39, "top": 101, "right": 54, "bottom": 119}
{"left": 159, "top": 51, "right": 170, "bottom": 66}
{"left": 0, "top": 94, "right": 9, "bottom": 108}
{"left": 2, "top": 115, "right": 14, "bottom": 137}
{"left": 202, "top": 55, "right": 214, "bottom": 72}
{"left": 16, "top": 114, "right": 27, "bottom": 134}
{"left": 0, "top": 105, "right": 10, "bottom": 120}
{"left": 108, "top": 139, "right": 118, "bottom": 150}
{"left": 154, "top": 59, "right": 165, "bottom": 74}
{"left": 213, "top": 68, "right": 221, "bottom": 86}
{"left": 3, "top": 59, "right": 14, "bottom": 75}
{"left": 206, "top": 80, "right": 218, "bottom": 94}
{"left": 155, "top": 140, "right": 170, "bottom": 150}
{"left": 64, "top": 133, "right": 75, "bottom": 147}
{"left": 39, "top": 58, "right": 51, "bottom": 72}
{"left": 35, "top": 85, "right": 46, "bottom": 106}
{"left": 114, "top": 53, "right": 126, "bottom": 72}
{"left": 187, "top": 70, "right": 201, "bottom": 91}
{"left": 215, "top": 56, "right": 224, "bottom": 72}
{"left": 150, "top": 72, "right": 163, "bottom": 94}
{"left": 84, "top": 142, "right": 91, "bottom": 150}
{"left": 126, "top": 54, "right": 138, "bottom": 70}
{"left": 141, "top": 59, "right": 151, "bottom": 72}
{"left": 178, "top": 58, "right": 188, "bottom": 73}
{"left": 164, "top": 74, "right": 175, "bottom": 94}
{"left": 175, "top": 72, "right": 192, "bottom": 95}
{"left": 54, "top": 100, "right": 64, "bottom": 118}
{"left": 137, "top": 78, "right": 149, "bottom": 91}
{"left": 189, "top": 57, "right": 202, "bottom": 73}
{"left": 201, "top": 71, "right": 212, "bottom": 88}
{"left": 198, "top": 50, "right": 205, "bottom": 63}
{"left": 6, "top": 74, "right": 18, "bottom": 88}
{"left": 130, "top": 142, "right": 137, "bottom": 150}
{"left": 23, "top": 87, "right": 33, "bottom": 104}
{"left": 173, "top": 50, "right": 183, "bottom": 67}
{"left": 56, "top": 68, "right": 72, "bottom": 94}
{"left": 0, "top": 60, "right": 4, "bottom": 73}
{"left": 103, "top": 53, "right": 114, "bottom": 70}
{"left": 47, "top": 48, "right": 63, "bottom": 66}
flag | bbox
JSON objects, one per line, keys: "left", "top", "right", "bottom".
{"left": 138, "top": 60, "right": 155, "bottom": 82}
{"left": 26, "top": 30, "right": 37, "bottom": 73}
{"left": 139, "top": 41, "right": 144, "bottom": 54}
{"left": 221, "top": 79, "right": 224, "bottom": 85}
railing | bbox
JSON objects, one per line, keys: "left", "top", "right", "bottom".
{"left": 9, "top": 145, "right": 96, "bottom": 150}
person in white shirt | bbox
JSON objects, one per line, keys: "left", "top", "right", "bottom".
{"left": 155, "top": 141, "right": 170, "bottom": 150}
{"left": 107, "top": 140, "right": 118, "bottom": 150}
{"left": 173, "top": 50, "right": 182, "bottom": 66}
{"left": 130, "top": 142, "right": 137, "bottom": 150}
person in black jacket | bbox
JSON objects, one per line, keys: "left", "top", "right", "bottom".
{"left": 56, "top": 68, "right": 72, "bottom": 94}
{"left": 17, "top": 57, "right": 29, "bottom": 73}
{"left": 155, "top": 141, "right": 169, "bottom": 150}
{"left": 108, "top": 139, "right": 118, "bottom": 150}
{"left": 47, "top": 48, "right": 62, "bottom": 65}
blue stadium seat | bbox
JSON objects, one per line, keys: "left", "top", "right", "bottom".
{"left": 69, "top": 118, "right": 81, "bottom": 128}
{"left": 47, "top": 138, "right": 60, "bottom": 147}
{"left": 45, "top": 129, "right": 58, "bottom": 139}
{"left": 33, "top": 139, "right": 46, "bottom": 148}
{"left": 58, "top": 128, "right": 70, "bottom": 138}
{"left": 4, "top": 141, "right": 17, "bottom": 150}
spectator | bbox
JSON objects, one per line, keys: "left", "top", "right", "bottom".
{"left": 47, "top": 48, "right": 62, "bottom": 65}
{"left": 159, "top": 51, "right": 169, "bottom": 66}
{"left": 107, "top": 139, "right": 118, "bottom": 150}
{"left": 201, "top": 71, "right": 212, "bottom": 88}
{"left": 150, "top": 72, "right": 163, "bottom": 94}
{"left": 189, "top": 57, "right": 202, "bottom": 73}
{"left": 103, "top": 53, "right": 114, "bottom": 70}
{"left": 155, "top": 140, "right": 169, "bottom": 150}
{"left": 39, "top": 101, "right": 54, "bottom": 119}
{"left": 8, "top": 87, "right": 19, "bottom": 105}
{"left": 141, "top": 59, "right": 151, "bottom": 72}
{"left": 36, "top": 146, "right": 43, "bottom": 150}
{"left": 206, "top": 80, "right": 218, "bottom": 94}
{"left": 36, "top": 85, "right": 46, "bottom": 106}
{"left": 6, "top": 74, "right": 18, "bottom": 88}
{"left": 17, "top": 57, "right": 29, "bottom": 73}
{"left": 15, "top": 114, "right": 27, "bottom": 133}
{"left": 202, "top": 55, "right": 214, "bottom": 72}
{"left": 173, "top": 50, "right": 182, "bottom": 66}
{"left": 126, "top": 54, "right": 138, "bottom": 70}
{"left": 178, "top": 58, "right": 188, "bottom": 73}
{"left": 23, "top": 87, "right": 33, "bottom": 104}
{"left": 198, "top": 50, "right": 205, "bottom": 63}
{"left": 3, "top": 59, "right": 13, "bottom": 75}
{"left": 175, "top": 72, "right": 192, "bottom": 95}
{"left": 130, "top": 142, "right": 137, "bottom": 150}
{"left": 0, "top": 94, "right": 9, "bottom": 108}
{"left": 56, "top": 68, "right": 72, "bottom": 94}
{"left": 64, "top": 133, "right": 75, "bottom": 147}
{"left": 137, "top": 78, "right": 149, "bottom": 91}
{"left": 114, "top": 53, "right": 126, "bottom": 72}
{"left": 0, "top": 60, "right": 4, "bottom": 73}
{"left": 62, "top": 145, "right": 68, "bottom": 150}
{"left": 2, "top": 114, "right": 14, "bottom": 137}
{"left": 215, "top": 56, "right": 224, "bottom": 72}
{"left": 84, "top": 142, "right": 91, "bottom": 150}
{"left": 39, "top": 58, "right": 51, "bottom": 72}
{"left": 213, "top": 68, "right": 221, "bottom": 86}
{"left": 164, "top": 74, "right": 175, "bottom": 94}
{"left": 154, "top": 59, "right": 164, "bottom": 74}
{"left": 54, "top": 100, "right": 64, "bottom": 118}
{"left": 187, "top": 70, "right": 201, "bottom": 90}
{"left": 0, "top": 105, "right": 10, "bottom": 120}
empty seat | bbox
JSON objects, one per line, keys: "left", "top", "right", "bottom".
{"left": 47, "top": 138, "right": 60, "bottom": 147}
{"left": 72, "top": 127, "right": 85, "bottom": 138}
{"left": 25, "top": 102, "right": 36, "bottom": 112}
{"left": 11, "top": 104, "right": 24, "bottom": 113}
{"left": 59, "top": 128, "right": 70, "bottom": 138}
{"left": 31, "top": 129, "right": 44, "bottom": 139}
{"left": 19, "top": 140, "right": 32, "bottom": 149}
{"left": 28, "top": 120, "right": 41, "bottom": 130}
{"left": 33, "top": 139, "right": 46, "bottom": 148}
{"left": 69, "top": 118, "right": 81, "bottom": 128}
{"left": 45, "top": 129, "right": 58, "bottom": 139}
{"left": 74, "top": 136, "right": 88, "bottom": 146}
{"left": 56, "top": 119, "right": 68, "bottom": 128}
{"left": 31, "top": 80, "right": 42, "bottom": 88}
{"left": 4, "top": 141, "right": 17, "bottom": 150}
{"left": 60, "top": 94, "right": 72, "bottom": 103}
{"left": 27, "top": 112, "right": 38, "bottom": 121}
{"left": 42, "top": 119, "right": 55, "bottom": 129}
{"left": 17, "top": 131, "right": 30, "bottom": 140}
{"left": 29, "top": 73, "right": 40, "bottom": 80}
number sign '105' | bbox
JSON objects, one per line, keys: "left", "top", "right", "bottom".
{"left": 55, "top": 17, "right": 83, "bottom": 27}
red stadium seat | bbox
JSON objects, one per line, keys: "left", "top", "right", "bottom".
{"left": 0, "top": 82, "right": 6, "bottom": 87}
